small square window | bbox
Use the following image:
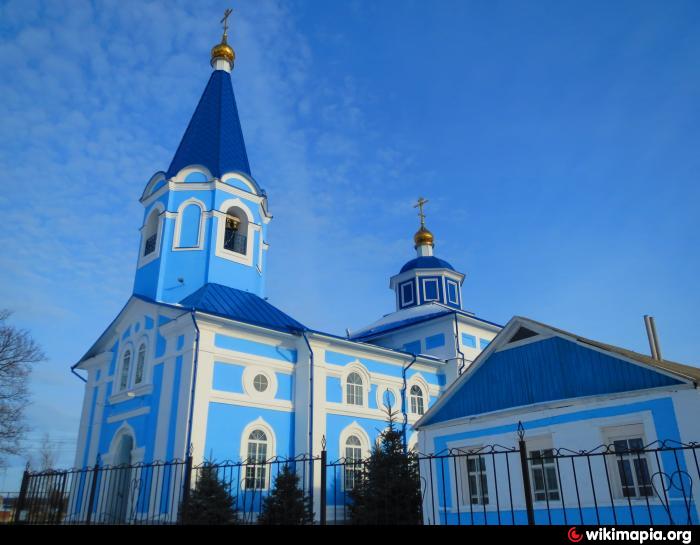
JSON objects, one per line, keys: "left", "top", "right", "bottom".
{"left": 446, "top": 280, "right": 459, "bottom": 305}
{"left": 423, "top": 278, "right": 439, "bottom": 301}
{"left": 400, "top": 281, "right": 415, "bottom": 307}
{"left": 462, "top": 333, "right": 477, "bottom": 348}
{"left": 479, "top": 338, "right": 490, "bottom": 350}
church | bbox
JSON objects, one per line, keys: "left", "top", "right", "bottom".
{"left": 71, "top": 21, "right": 500, "bottom": 495}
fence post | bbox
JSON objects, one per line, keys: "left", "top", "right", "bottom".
{"left": 517, "top": 422, "right": 535, "bottom": 525}
{"left": 180, "top": 447, "right": 194, "bottom": 523}
{"left": 85, "top": 457, "right": 101, "bottom": 525}
{"left": 13, "top": 464, "right": 30, "bottom": 524}
{"left": 320, "top": 436, "right": 327, "bottom": 525}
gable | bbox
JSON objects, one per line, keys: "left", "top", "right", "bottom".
{"left": 421, "top": 335, "right": 686, "bottom": 427}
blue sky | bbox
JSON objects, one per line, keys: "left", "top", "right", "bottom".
{"left": 0, "top": 0, "right": 698, "bottom": 489}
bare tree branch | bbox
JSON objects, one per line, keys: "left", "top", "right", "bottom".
{"left": 0, "top": 309, "right": 45, "bottom": 467}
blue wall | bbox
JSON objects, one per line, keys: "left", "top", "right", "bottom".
{"left": 204, "top": 402, "right": 295, "bottom": 461}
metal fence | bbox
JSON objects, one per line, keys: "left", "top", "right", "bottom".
{"left": 12, "top": 433, "right": 700, "bottom": 525}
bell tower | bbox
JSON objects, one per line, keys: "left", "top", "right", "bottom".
{"left": 133, "top": 12, "right": 271, "bottom": 304}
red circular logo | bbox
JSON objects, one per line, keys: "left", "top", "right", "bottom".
{"left": 568, "top": 527, "right": 584, "bottom": 543}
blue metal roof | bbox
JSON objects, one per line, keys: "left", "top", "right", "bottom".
{"left": 179, "top": 283, "right": 305, "bottom": 333}
{"left": 350, "top": 309, "right": 452, "bottom": 341}
{"left": 167, "top": 70, "right": 251, "bottom": 179}
{"left": 400, "top": 256, "right": 455, "bottom": 273}
{"left": 420, "top": 335, "right": 686, "bottom": 427}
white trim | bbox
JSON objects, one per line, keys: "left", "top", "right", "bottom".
{"left": 421, "top": 277, "right": 440, "bottom": 302}
{"left": 170, "top": 165, "right": 212, "bottom": 184}
{"left": 399, "top": 280, "right": 415, "bottom": 307}
{"left": 339, "top": 422, "right": 371, "bottom": 458}
{"left": 239, "top": 417, "right": 277, "bottom": 462}
{"left": 375, "top": 383, "right": 400, "bottom": 411}
{"left": 407, "top": 373, "right": 431, "bottom": 416}
{"left": 106, "top": 406, "right": 151, "bottom": 424}
{"left": 137, "top": 202, "right": 165, "bottom": 268}
{"left": 242, "top": 366, "right": 278, "bottom": 401}
{"left": 209, "top": 391, "right": 293, "bottom": 412}
{"left": 214, "top": 198, "right": 256, "bottom": 266}
{"left": 342, "top": 362, "right": 371, "bottom": 408}
{"left": 221, "top": 172, "right": 256, "bottom": 194}
{"left": 446, "top": 278, "right": 460, "bottom": 306}
{"left": 102, "top": 422, "right": 140, "bottom": 466}
{"left": 172, "top": 198, "right": 206, "bottom": 250}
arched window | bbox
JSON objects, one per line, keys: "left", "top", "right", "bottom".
{"left": 119, "top": 350, "right": 131, "bottom": 391}
{"left": 245, "top": 429, "right": 268, "bottom": 489}
{"left": 410, "top": 385, "right": 425, "bottom": 415}
{"left": 344, "top": 435, "right": 363, "bottom": 490}
{"left": 223, "top": 207, "right": 248, "bottom": 255}
{"left": 177, "top": 203, "right": 202, "bottom": 248}
{"left": 142, "top": 209, "right": 160, "bottom": 257}
{"left": 346, "top": 372, "right": 364, "bottom": 406}
{"left": 134, "top": 344, "right": 146, "bottom": 385}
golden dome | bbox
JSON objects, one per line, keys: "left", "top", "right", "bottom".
{"left": 414, "top": 226, "right": 434, "bottom": 247}
{"left": 211, "top": 40, "right": 235, "bottom": 64}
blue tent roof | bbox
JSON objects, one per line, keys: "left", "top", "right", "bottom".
{"left": 400, "top": 256, "right": 455, "bottom": 273}
{"left": 179, "top": 283, "right": 305, "bottom": 333}
{"left": 167, "top": 70, "right": 251, "bottom": 179}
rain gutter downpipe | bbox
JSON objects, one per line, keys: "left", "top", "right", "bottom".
{"left": 454, "top": 313, "right": 467, "bottom": 376}
{"left": 301, "top": 330, "right": 315, "bottom": 491}
{"left": 401, "top": 353, "right": 418, "bottom": 452}
{"left": 185, "top": 309, "right": 200, "bottom": 458}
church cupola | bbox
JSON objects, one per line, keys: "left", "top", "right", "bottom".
{"left": 210, "top": 8, "right": 235, "bottom": 73}
{"left": 389, "top": 198, "right": 465, "bottom": 311}
{"left": 133, "top": 11, "right": 271, "bottom": 305}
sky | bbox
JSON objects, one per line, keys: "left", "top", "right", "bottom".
{"left": 0, "top": 0, "right": 698, "bottom": 489}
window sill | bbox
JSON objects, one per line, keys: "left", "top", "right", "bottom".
{"left": 109, "top": 383, "right": 153, "bottom": 404}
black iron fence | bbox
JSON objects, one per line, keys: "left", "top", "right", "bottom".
{"left": 12, "top": 436, "right": 700, "bottom": 525}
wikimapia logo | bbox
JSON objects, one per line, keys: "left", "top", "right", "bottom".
{"left": 567, "top": 527, "right": 693, "bottom": 544}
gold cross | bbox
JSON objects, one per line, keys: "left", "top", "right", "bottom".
{"left": 221, "top": 8, "right": 233, "bottom": 39}
{"left": 414, "top": 197, "right": 429, "bottom": 227}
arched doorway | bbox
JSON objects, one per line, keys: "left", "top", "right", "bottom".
{"left": 108, "top": 433, "right": 133, "bottom": 523}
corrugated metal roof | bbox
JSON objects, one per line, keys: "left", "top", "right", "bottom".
{"left": 420, "top": 335, "right": 688, "bottom": 427}
{"left": 167, "top": 70, "right": 252, "bottom": 180}
{"left": 518, "top": 316, "right": 700, "bottom": 382}
{"left": 417, "top": 315, "right": 700, "bottom": 428}
{"left": 179, "top": 283, "right": 305, "bottom": 333}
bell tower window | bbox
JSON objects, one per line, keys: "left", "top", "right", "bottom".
{"left": 143, "top": 211, "right": 159, "bottom": 256}
{"left": 223, "top": 208, "right": 248, "bottom": 255}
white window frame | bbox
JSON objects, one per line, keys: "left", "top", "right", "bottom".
{"left": 172, "top": 198, "right": 206, "bottom": 250}
{"left": 400, "top": 281, "right": 415, "bottom": 307}
{"left": 214, "top": 198, "right": 256, "bottom": 266}
{"left": 118, "top": 346, "right": 133, "bottom": 392}
{"left": 342, "top": 364, "right": 370, "bottom": 408}
{"left": 240, "top": 418, "right": 276, "bottom": 490}
{"left": 137, "top": 203, "right": 165, "bottom": 268}
{"left": 453, "top": 446, "right": 491, "bottom": 508}
{"left": 409, "top": 384, "right": 425, "bottom": 416}
{"left": 527, "top": 436, "right": 561, "bottom": 504}
{"left": 375, "top": 385, "right": 400, "bottom": 411}
{"left": 446, "top": 279, "right": 460, "bottom": 305}
{"left": 339, "top": 424, "right": 370, "bottom": 491}
{"left": 421, "top": 277, "right": 440, "bottom": 302}
{"left": 134, "top": 342, "right": 147, "bottom": 386}
{"left": 603, "top": 424, "right": 654, "bottom": 500}
{"left": 242, "top": 366, "right": 277, "bottom": 400}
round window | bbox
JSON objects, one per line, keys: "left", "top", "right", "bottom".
{"left": 253, "top": 374, "right": 269, "bottom": 392}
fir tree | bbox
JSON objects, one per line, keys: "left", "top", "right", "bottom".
{"left": 180, "top": 463, "right": 239, "bottom": 525}
{"left": 348, "top": 400, "right": 422, "bottom": 525}
{"left": 257, "top": 464, "right": 314, "bottom": 525}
